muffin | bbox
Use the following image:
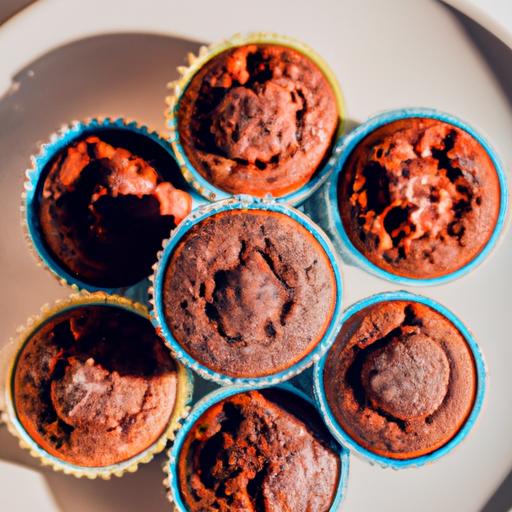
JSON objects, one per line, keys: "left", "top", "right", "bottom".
{"left": 161, "top": 208, "right": 337, "bottom": 378}
{"left": 176, "top": 43, "right": 339, "bottom": 197}
{"left": 13, "top": 303, "right": 179, "bottom": 467}
{"left": 37, "top": 129, "right": 192, "bottom": 288}
{"left": 323, "top": 299, "right": 477, "bottom": 460}
{"left": 177, "top": 389, "right": 340, "bottom": 511}
{"left": 338, "top": 117, "right": 501, "bottom": 279}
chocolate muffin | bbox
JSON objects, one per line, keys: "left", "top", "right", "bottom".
{"left": 162, "top": 209, "right": 337, "bottom": 378}
{"left": 338, "top": 118, "right": 501, "bottom": 279}
{"left": 178, "top": 389, "right": 340, "bottom": 511}
{"left": 14, "top": 305, "right": 178, "bottom": 467}
{"left": 177, "top": 44, "right": 339, "bottom": 197}
{"left": 323, "top": 300, "right": 477, "bottom": 459}
{"left": 38, "top": 131, "right": 192, "bottom": 288}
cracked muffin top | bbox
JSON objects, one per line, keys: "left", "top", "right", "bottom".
{"left": 38, "top": 131, "right": 192, "bottom": 288}
{"left": 13, "top": 305, "right": 178, "bottom": 467}
{"left": 338, "top": 118, "right": 501, "bottom": 279}
{"left": 162, "top": 209, "right": 337, "bottom": 378}
{"left": 177, "top": 44, "right": 339, "bottom": 197}
{"left": 323, "top": 300, "right": 477, "bottom": 460}
{"left": 178, "top": 389, "right": 340, "bottom": 511}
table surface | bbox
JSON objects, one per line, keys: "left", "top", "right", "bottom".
{"left": 0, "top": 1, "right": 511, "bottom": 511}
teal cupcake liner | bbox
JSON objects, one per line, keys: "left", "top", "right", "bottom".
{"left": 149, "top": 195, "right": 344, "bottom": 386}
{"left": 164, "top": 382, "right": 350, "bottom": 511}
{"left": 22, "top": 117, "right": 208, "bottom": 295}
{"left": 313, "top": 290, "right": 487, "bottom": 469}
{"left": 304, "top": 107, "right": 509, "bottom": 286}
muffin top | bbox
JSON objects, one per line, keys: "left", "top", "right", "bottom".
{"left": 323, "top": 300, "right": 477, "bottom": 459}
{"left": 177, "top": 43, "right": 339, "bottom": 197}
{"left": 38, "top": 133, "right": 192, "bottom": 288}
{"left": 14, "top": 305, "right": 178, "bottom": 467}
{"left": 338, "top": 118, "right": 501, "bottom": 279}
{"left": 163, "top": 209, "right": 336, "bottom": 378}
{"left": 178, "top": 390, "right": 340, "bottom": 511}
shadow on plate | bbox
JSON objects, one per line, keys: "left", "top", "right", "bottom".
{"left": 443, "top": 2, "right": 512, "bottom": 109}
{"left": 0, "top": 369, "right": 219, "bottom": 512}
{"left": 0, "top": 32, "right": 206, "bottom": 512}
{"left": 440, "top": 8, "right": 512, "bottom": 512}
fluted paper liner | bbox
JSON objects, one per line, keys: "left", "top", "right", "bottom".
{"left": 165, "top": 32, "right": 346, "bottom": 206}
{"left": 1, "top": 291, "right": 193, "bottom": 479}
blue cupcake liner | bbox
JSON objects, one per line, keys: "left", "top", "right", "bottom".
{"left": 3, "top": 291, "right": 194, "bottom": 479}
{"left": 22, "top": 117, "right": 208, "bottom": 295}
{"left": 149, "top": 194, "right": 344, "bottom": 386}
{"left": 165, "top": 382, "right": 350, "bottom": 511}
{"left": 165, "top": 32, "right": 346, "bottom": 207}
{"left": 304, "top": 107, "right": 509, "bottom": 286}
{"left": 313, "top": 290, "right": 487, "bottom": 470}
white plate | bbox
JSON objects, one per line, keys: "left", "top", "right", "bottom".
{"left": 0, "top": 1, "right": 511, "bottom": 511}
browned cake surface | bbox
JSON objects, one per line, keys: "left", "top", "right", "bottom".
{"left": 178, "top": 390, "right": 340, "bottom": 511}
{"left": 14, "top": 305, "right": 177, "bottom": 467}
{"left": 177, "top": 44, "right": 338, "bottom": 197}
{"left": 38, "top": 134, "right": 192, "bottom": 287}
{"left": 324, "top": 300, "right": 477, "bottom": 459}
{"left": 338, "top": 118, "right": 501, "bottom": 279}
{"left": 163, "top": 209, "right": 336, "bottom": 378}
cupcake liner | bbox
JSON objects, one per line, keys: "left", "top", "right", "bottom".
{"left": 165, "top": 32, "right": 346, "bottom": 206}
{"left": 1, "top": 291, "right": 193, "bottom": 479}
{"left": 163, "top": 382, "right": 350, "bottom": 511}
{"left": 303, "top": 107, "right": 509, "bottom": 286}
{"left": 149, "top": 194, "right": 344, "bottom": 386}
{"left": 313, "top": 290, "right": 487, "bottom": 470}
{"left": 22, "top": 117, "right": 208, "bottom": 295}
